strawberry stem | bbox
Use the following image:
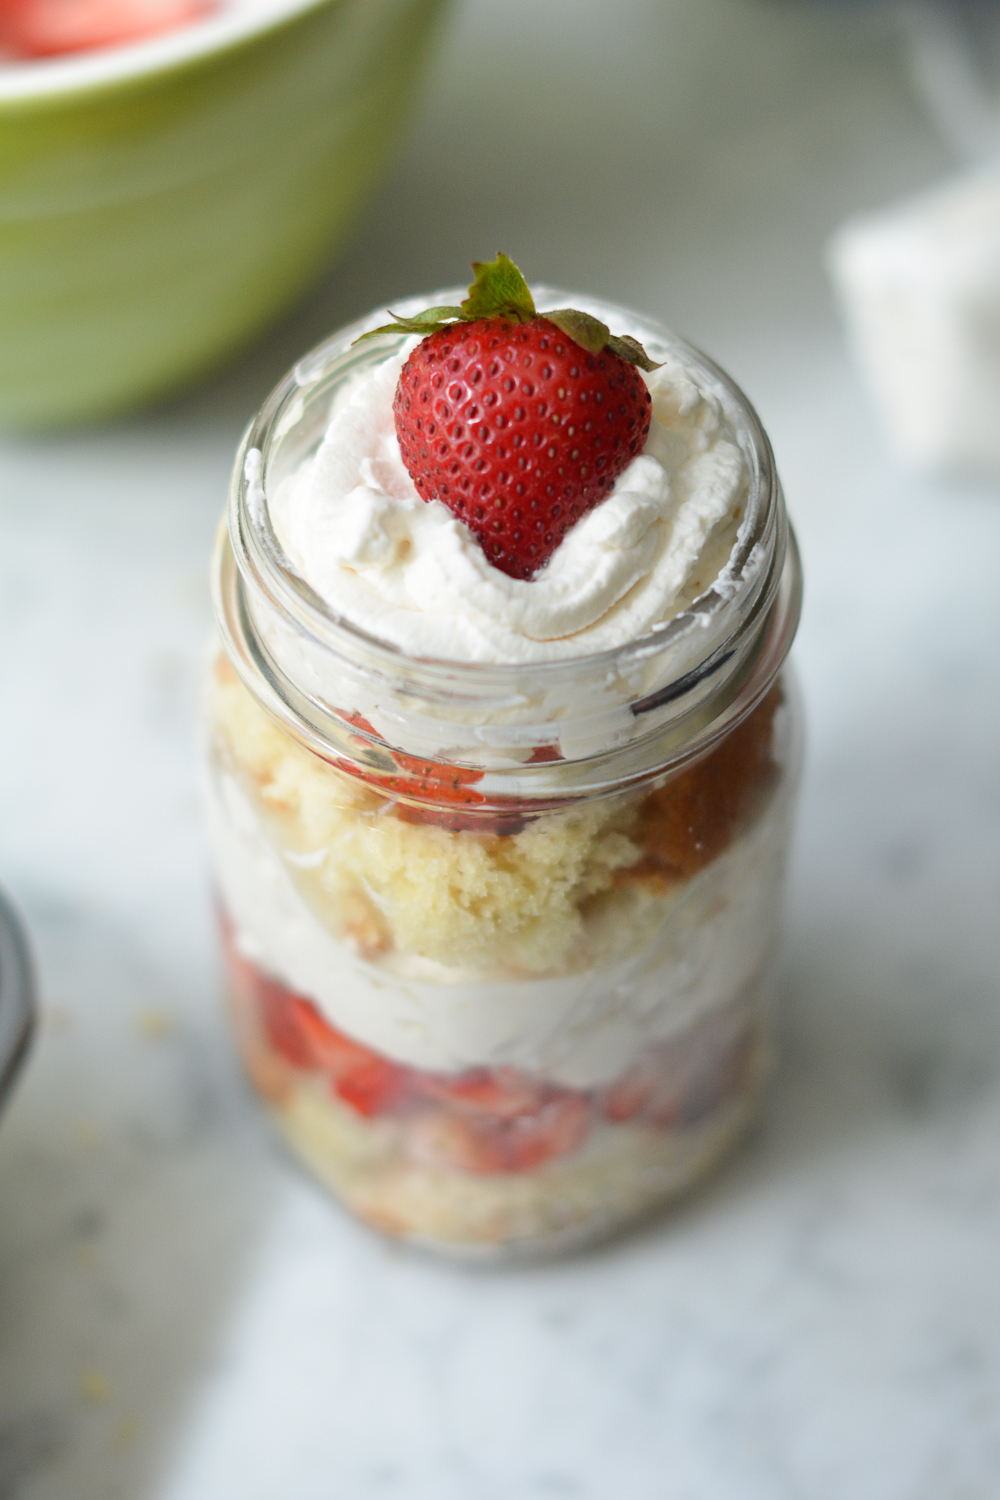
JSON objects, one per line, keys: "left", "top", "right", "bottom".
{"left": 355, "top": 254, "right": 660, "bottom": 369}
{"left": 460, "top": 253, "right": 535, "bottom": 322}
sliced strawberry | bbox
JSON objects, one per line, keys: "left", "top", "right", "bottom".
{"left": 383, "top": 754, "right": 540, "bottom": 836}
{"left": 416, "top": 1064, "right": 549, "bottom": 1119}
{"left": 334, "top": 1055, "right": 415, "bottom": 1119}
{"left": 371, "top": 751, "right": 498, "bottom": 833}
{"left": 0, "top": 0, "right": 214, "bottom": 58}
{"left": 674, "top": 1029, "right": 755, "bottom": 1128}
{"left": 283, "top": 996, "right": 359, "bottom": 1073}
{"left": 336, "top": 707, "right": 535, "bottom": 834}
{"left": 283, "top": 997, "right": 414, "bottom": 1117}
{"left": 407, "top": 1093, "right": 592, "bottom": 1174}
{"left": 221, "top": 909, "right": 597, "bottom": 1144}
{"left": 342, "top": 710, "right": 378, "bottom": 736}
{"left": 217, "top": 907, "right": 310, "bottom": 1066}
{"left": 378, "top": 753, "right": 486, "bottom": 805}
{"left": 257, "top": 977, "right": 316, "bottom": 1071}
{"left": 340, "top": 709, "right": 390, "bottom": 757}
{"left": 223, "top": 943, "right": 415, "bottom": 1120}
{"left": 600, "top": 1057, "right": 663, "bottom": 1125}
{"left": 526, "top": 743, "right": 563, "bottom": 764}
{"left": 599, "top": 1025, "right": 755, "bottom": 1129}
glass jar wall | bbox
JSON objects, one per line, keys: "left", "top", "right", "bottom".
{"left": 204, "top": 295, "right": 804, "bottom": 1257}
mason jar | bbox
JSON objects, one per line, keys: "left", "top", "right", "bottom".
{"left": 203, "top": 292, "right": 803, "bottom": 1258}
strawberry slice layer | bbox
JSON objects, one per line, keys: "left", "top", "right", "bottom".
{"left": 220, "top": 922, "right": 593, "bottom": 1169}
{"left": 220, "top": 912, "right": 753, "bottom": 1178}
{"left": 289, "top": 1001, "right": 413, "bottom": 1117}
{"left": 335, "top": 707, "right": 531, "bottom": 834}
{"left": 406, "top": 1095, "right": 592, "bottom": 1174}
{"left": 0, "top": 0, "right": 215, "bottom": 58}
{"left": 381, "top": 754, "right": 489, "bottom": 831}
{"left": 417, "top": 1065, "right": 550, "bottom": 1119}
{"left": 599, "top": 1022, "right": 755, "bottom": 1129}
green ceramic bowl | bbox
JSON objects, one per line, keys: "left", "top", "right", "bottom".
{"left": 0, "top": 0, "right": 449, "bottom": 428}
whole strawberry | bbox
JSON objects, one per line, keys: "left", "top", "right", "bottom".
{"left": 359, "top": 255, "right": 659, "bottom": 580}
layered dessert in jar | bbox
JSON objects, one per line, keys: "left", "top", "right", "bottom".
{"left": 205, "top": 256, "right": 803, "bottom": 1255}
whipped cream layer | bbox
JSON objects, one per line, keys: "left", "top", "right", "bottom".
{"left": 263, "top": 344, "right": 748, "bottom": 664}
{"left": 206, "top": 763, "right": 789, "bottom": 1088}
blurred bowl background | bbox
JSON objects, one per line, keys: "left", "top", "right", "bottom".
{"left": 0, "top": 0, "right": 450, "bottom": 429}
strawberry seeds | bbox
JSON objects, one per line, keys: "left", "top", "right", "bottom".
{"left": 358, "top": 253, "right": 658, "bottom": 580}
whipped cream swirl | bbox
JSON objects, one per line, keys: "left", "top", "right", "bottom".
{"left": 263, "top": 343, "right": 747, "bottom": 664}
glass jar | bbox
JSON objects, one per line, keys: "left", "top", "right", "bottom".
{"left": 203, "top": 292, "right": 803, "bottom": 1258}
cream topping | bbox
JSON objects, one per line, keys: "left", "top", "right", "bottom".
{"left": 262, "top": 346, "right": 747, "bottom": 664}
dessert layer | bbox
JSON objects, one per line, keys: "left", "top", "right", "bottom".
{"left": 206, "top": 668, "right": 791, "bottom": 1088}
{"left": 226, "top": 938, "right": 769, "bottom": 1248}
{"left": 249, "top": 1060, "right": 766, "bottom": 1251}
{"left": 208, "top": 660, "right": 644, "bottom": 975}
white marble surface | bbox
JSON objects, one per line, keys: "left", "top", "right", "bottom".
{"left": 2, "top": 2, "right": 1000, "bottom": 1496}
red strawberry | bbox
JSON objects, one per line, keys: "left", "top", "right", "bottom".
{"left": 358, "top": 254, "right": 658, "bottom": 580}
{"left": 375, "top": 753, "right": 486, "bottom": 814}
{"left": 373, "top": 751, "right": 498, "bottom": 833}
{"left": 416, "top": 1064, "right": 550, "bottom": 1119}
{"left": 335, "top": 707, "right": 531, "bottom": 835}
{"left": 407, "top": 1063, "right": 592, "bottom": 1173}
{"left": 526, "top": 743, "right": 563, "bottom": 763}
{"left": 333, "top": 1055, "right": 415, "bottom": 1119}
{"left": 341, "top": 710, "right": 379, "bottom": 739}
{"left": 289, "top": 1000, "right": 415, "bottom": 1117}
{"left": 0, "top": 0, "right": 213, "bottom": 57}
{"left": 250, "top": 965, "right": 413, "bottom": 1118}
{"left": 335, "top": 712, "right": 487, "bottom": 818}
{"left": 406, "top": 1093, "right": 592, "bottom": 1174}
{"left": 257, "top": 975, "right": 317, "bottom": 1072}
{"left": 599, "top": 1024, "right": 755, "bottom": 1130}
{"left": 374, "top": 750, "right": 533, "bottom": 836}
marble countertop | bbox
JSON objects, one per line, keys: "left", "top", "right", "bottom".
{"left": 2, "top": 2, "right": 999, "bottom": 1496}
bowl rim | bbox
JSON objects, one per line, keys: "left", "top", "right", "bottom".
{"left": 0, "top": 886, "right": 36, "bottom": 1116}
{"left": 0, "top": 0, "right": 337, "bottom": 105}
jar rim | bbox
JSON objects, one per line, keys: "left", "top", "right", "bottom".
{"left": 215, "top": 289, "right": 802, "bottom": 787}
{"left": 237, "top": 289, "right": 782, "bottom": 676}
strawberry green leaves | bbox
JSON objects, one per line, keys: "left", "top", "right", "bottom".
{"left": 460, "top": 253, "right": 535, "bottom": 323}
{"left": 607, "top": 333, "right": 661, "bottom": 371}
{"left": 356, "top": 253, "right": 659, "bottom": 370}
{"left": 359, "top": 304, "right": 465, "bottom": 338}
